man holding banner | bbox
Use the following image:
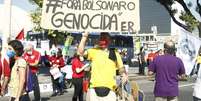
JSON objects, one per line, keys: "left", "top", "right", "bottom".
{"left": 77, "top": 32, "right": 128, "bottom": 101}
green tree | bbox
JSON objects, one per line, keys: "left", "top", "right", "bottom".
{"left": 29, "top": 0, "right": 66, "bottom": 45}
{"left": 155, "top": 0, "right": 201, "bottom": 37}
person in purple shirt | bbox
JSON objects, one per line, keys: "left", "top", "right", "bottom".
{"left": 148, "top": 40, "right": 186, "bottom": 101}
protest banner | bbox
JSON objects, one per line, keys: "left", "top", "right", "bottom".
{"left": 50, "top": 67, "right": 63, "bottom": 79}
{"left": 176, "top": 28, "right": 201, "bottom": 75}
{"left": 41, "top": 0, "right": 140, "bottom": 32}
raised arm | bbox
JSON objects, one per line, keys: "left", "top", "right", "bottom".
{"left": 77, "top": 32, "right": 89, "bottom": 55}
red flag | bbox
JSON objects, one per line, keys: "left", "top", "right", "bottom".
{"left": 1, "top": 54, "right": 11, "bottom": 77}
{"left": 15, "top": 28, "right": 24, "bottom": 40}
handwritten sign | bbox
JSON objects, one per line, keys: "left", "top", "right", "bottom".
{"left": 41, "top": 0, "right": 140, "bottom": 32}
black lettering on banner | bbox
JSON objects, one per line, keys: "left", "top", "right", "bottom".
{"left": 119, "top": 1, "right": 126, "bottom": 10}
{"left": 82, "top": 0, "right": 88, "bottom": 10}
{"left": 64, "top": 13, "right": 74, "bottom": 29}
{"left": 89, "top": 0, "right": 96, "bottom": 10}
{"left": 127, "top": 2, "right": 135, "bottom": 10}
{"left": 63, "top": 0, "right": 73, "bottom": 9}
{"left": 51, "top": 12, "right": 64, "bottom": 28}
{"left": 107, "top": 1, "right": 113, "bottom": 10}
{"left": 74, "top": 14, "right": 81, "bottom": 29}
{"left": 96, "top": 0, "right": 102, "bottom": 10}
{"left": 46, "top": 0, "right": 62, "bottom": 13}
{"left": 45, "top": 0, "right": 136, "bottom": 12}
{"left": 110, "top": 14, "right": 118, "bottom": 30}
{"left": 113, "top": 2, "right": 118, "bottom": 10}
{"left": 82, "top": 0, "right": 97, "bottom": 10}
{"left": 121, "top": 21, "right": 126, "bottom": 31}
{"left": 128, "top": 21, "right": 134, "bottom": 32}
{"left": 90, "top": 14, "right": 101, "bottom": 29}
{"left": 103, "top": 14, "right": 111, "bottom": 30}
{"left": 62, "top": 0, "right": 81, "bottom": 10}
{"left": 100, "top": 13, "right": 103, "bottom": 29}
{"left": 73, "top": 0, "right": 81, "bottom": 10}
{"left": 81, "top": 14, "right": 90, "bottom": 29}
{"left": 101, "top": 1, "right": 108, "bottom": 10}
{"left": 51, "top": 12, "right": 121, "bottom": 31}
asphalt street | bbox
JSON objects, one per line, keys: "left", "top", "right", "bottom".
{"left": 0, "top": 67, "right": 196, "bottom": 101}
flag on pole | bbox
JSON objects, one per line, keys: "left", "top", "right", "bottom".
{"left": 1, "top": 54, "right": 11, "bottom": 78}
{"left": 15, "top": 28, "right": 24, "bottom": 40}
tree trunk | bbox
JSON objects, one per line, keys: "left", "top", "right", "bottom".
{"left": 162, "top": 4, "right": 189, "bottom": 31}
{"left": 198, "top": 22, "right": 201, "bottom": 38}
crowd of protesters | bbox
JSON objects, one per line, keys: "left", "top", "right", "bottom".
{"left": 0, "top": 32, "right": 201, "bottom": 101}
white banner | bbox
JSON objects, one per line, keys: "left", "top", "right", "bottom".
{"left": 50, "top": 67, "right": 62, "bottom": 79}
{"left": 176, "top": 28, "right": 201, "bottom": 75}
{"left": 41, "top": 0, "right": 140, "bottom": 32}
{"left": 60, "top": 65, "right": 73, "bottom": 79}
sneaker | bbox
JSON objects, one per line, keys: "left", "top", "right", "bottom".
{"left": 58, "top": 91, "right": 64, "bottom": 96}
{"left": 51, "top": 92, "right": 58, "bottom": 97}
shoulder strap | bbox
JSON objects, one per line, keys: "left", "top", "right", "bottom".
{"left": 108, "top": 48, "right": 117, "bottom": 62}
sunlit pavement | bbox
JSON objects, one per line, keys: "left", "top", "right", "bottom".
{"left": 0, "top": 67, "right": 194, "bottom": 101}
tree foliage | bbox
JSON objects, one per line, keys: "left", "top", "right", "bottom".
{"left": 30, "top": 8, "right": 43, "bottom": 32}
{"left": 29, "top": 0, "right": 67, "bottom": 45}
{"left": 29, "top": 0, "right": 43, "bottom": 8}
{"left": 156, "top": 0, "right": 201, "bottom": 37}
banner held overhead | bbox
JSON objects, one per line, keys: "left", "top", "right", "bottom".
{"left": 41, "top": 0, "right": 140, "bottom": 33}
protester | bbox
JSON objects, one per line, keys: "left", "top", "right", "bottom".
{"left": 50, "top": 44, "right": 58, "bottom": 56}
{"left": 138, "top": 47, "right": 146, "bottom": 75}
{"left": 155, "top": 49, "right": 163, "bottom": 56}
{"left": 71, "top": 53, "right": 86, "bottom": 101}
{"left": 7, "top": 40, "right": 30, "bottom": 101}
{"left": 120, "top": 50, "right": 129, "bottom": 73}
{"left": 147, "top": 50, "right": 155, "bottom": 65}
{"left": 49, "top": 48, "right": 65, "bottom": 96}
{"left": 23, "top": 43, "right": 41, "bottom": 101}
{"left": 48, "top": 50, "right": 58, "bottom": 96}
{"left": 0, "top": 46, "right": 10, "bottom": 96}
{"left": 148, "top": 40, "right": 186, "bottom": 101}
{"left": 193, "top": 48, "right": 201, "bottom": 101}
{"left": 77, "top": 32, "right": 127, "bottom": 101}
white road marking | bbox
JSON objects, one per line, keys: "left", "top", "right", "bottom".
{"left": 179, "top": 83, "right": 194, "bottom": 88}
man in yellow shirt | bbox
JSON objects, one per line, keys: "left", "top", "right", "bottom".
{"left": 78, "top": 32, "right": 127, "bottom": 101}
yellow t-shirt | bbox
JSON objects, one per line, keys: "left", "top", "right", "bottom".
{"left": 87, "top": 48, "right": 123, "bottom": 90}
{"left": 9, "top": 58, "right": 27, "bottom": 97}
{"left": 196, "top": 56, "right": 201, "bottom": 64}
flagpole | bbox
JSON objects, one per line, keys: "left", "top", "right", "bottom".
{"left": 2, "top": 0, "right": 12, "bottom": 55}
{"left": 3, "top": 0, "right": 12, "bottom": 42}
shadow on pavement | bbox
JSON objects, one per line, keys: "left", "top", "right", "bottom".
{"left": 41, "top": 97, "right": 51, "bottom": 101}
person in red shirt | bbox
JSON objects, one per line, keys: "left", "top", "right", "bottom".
{"left": 72, "top": 52, "right": 86, "bottom": 101}
{"left": 49, "top": 48, "right": 65, "bottom": 96}
{"left": 147, "top": 50, "right": 155, "bottom": 65}
{"left": 50, "top": 48, "right": 65, "bottom": 69}
{"left": 0, "top": 53, "right": 10, "bottom": 96}
{"left": 23, "top": 44, "right": 41, "bottom": 101}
